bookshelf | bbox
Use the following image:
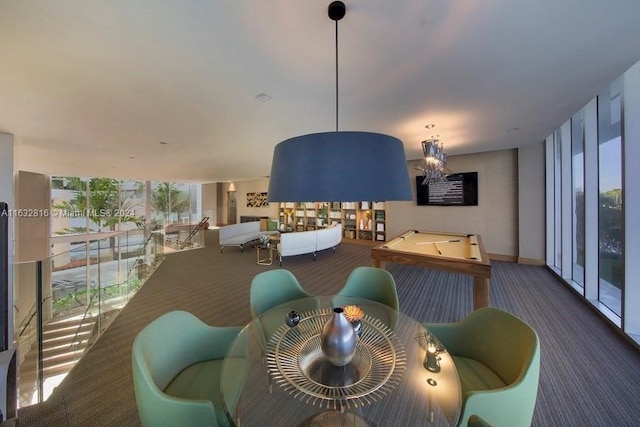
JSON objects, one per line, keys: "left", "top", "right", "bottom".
{"left": 278, "top": 201, "right": 386, "bottom": 243}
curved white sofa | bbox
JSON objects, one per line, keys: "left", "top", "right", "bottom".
{"left": 277, "top": 224, "right": 342, "bottom": 265}
{"left": 219, "top": 221, "right": 278, "bottom": 253}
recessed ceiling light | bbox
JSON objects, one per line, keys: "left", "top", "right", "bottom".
{"left": 159, "top": 141, "right": 168, "bottom": 145}
{"left": 129, "top": 156, "right": 135, "bottom": 159}
{"left": 430, "top": 134, "right": 440, "bottom": 138}
{"left": 425, "top": 124, "right": 435, "bottom": 129}
{"left": 507, "top": 127, "right": 520, "bottom": 133}
{"left": 255, "top": 93, "right": 272, "bottom": 102}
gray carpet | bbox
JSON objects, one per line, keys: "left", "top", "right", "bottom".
{"left": 14, "top": 230, "right": 640, "bottom": 426}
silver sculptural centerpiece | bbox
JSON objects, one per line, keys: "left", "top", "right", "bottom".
{"left": 320, "top": 307, "right": 358, "bottom": 366}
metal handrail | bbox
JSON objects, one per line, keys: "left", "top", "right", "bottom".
{"left": 16, "top": 296, "right": 50, "bottom": 339}
{"left": 69, "top": 291, "right": 99, "bottom": 350}
{"left": 126, "top": 227, "right": 156, "bottom": 279}
{"left": 17, "top": 302, "right": 37, "bottom": 338}
{"left": 180, "top": 216, "right": 209, "bottom": 249}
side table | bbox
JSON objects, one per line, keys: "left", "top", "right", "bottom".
{"left": 255, "top": 243, "right": 273, "bottom": 265}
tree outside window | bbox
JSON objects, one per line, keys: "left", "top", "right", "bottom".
{"left": 54, "top": 177, "right": 143, "bottom": 234}
{"left": 151, "top": 182, "right": 190, "bottom": 226}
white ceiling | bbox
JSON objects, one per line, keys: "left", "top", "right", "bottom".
{"left": 2, "top": 1, "right": 640, "bottom": 183}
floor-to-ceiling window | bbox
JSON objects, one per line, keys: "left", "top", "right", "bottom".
{"left": 20, "top": 176, "right": 201, "bottom": 406}
{"left": 546, "top": 63, "right": 639, "bottom": 339}
{"left": 51, "top": 176, "right": 89, "bottom": 236}
{"left": 118, "top": 179, "right": 146, "bottom": 231}
{"left": 49, "top": 176, "right": 201, "bottom": 311}
{"left": 553, "top": 129, "right": 562, "bottom": 269}
{"left": 150, "top": 181, "right": 191, "bottom": 227}
{"left": 51, "top": 177, "right": 201, "bottom": 234}
{"left": 571, "top": 109, "right": 586, "bottom": 288}
{"left": 597, "top": 78, "right": 623, "bottom": 316}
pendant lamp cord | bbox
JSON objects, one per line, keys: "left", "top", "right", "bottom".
{"left": 335, "top": 18, "right": 339, "bottom": 132}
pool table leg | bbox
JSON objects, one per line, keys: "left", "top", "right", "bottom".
{"left": 371, "top": 259, "right": 383, "bottom": 268}
{"left": 473, "top": 277, "right": 490, "bottom": 310}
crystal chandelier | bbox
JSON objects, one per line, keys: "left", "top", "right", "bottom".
{"left": 415, "top": 139, "right": 449, "bottom": 185}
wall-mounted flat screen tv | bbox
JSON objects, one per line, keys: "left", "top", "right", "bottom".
{"left": 416, "top": 172, "right": 478, "bottom": 206}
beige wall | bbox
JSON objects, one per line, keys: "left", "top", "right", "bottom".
{"left": 14, "top": 171, "right": 51, "bottom": 344}
{"left": 517, "top": 142, "right": 546, "bottom": 264}
{"left": 15, "top": 171, "right": 49, "bottom": 262}
{"left": 214, "top": 180, "right": 279, "bottom": 225}
{"left": 1, "top": 133, "right": 15, "bottom": 344}
{"left": 216, "top": 182, "right": 227, "bottom": 225}
{"left": 387, "top": 149, "right": 519, "bottom": 257}
{"left": 201, "top": 183, "right": 216, "bottom": 225}
{"left": 216, "top": 182, "right": 236, "bottom": 225}
{"left": 0, "top": 134, "right": 14, "bottom": 212}
{"left": 234, "top": 178, "right": 279, "bottom": 222}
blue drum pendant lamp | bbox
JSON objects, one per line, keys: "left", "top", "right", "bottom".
{"left": 267, "top": 1, "right": 412, "bottom": 203}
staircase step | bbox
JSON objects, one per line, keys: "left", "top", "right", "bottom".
{"left": 20, "top": 345, "right": 86, "bottom": 367}
{"left": 44, "top": 312, "right": 93, "bottom": 327}
{"left": 41, "top": 325, "right": 94, "bottom": 344}
{"left": 22, "top": 337, "right": 90, "bottom": 361}
{"left": 19, "top": 315, "right": 95, "bottom": 382}
{"left": 19, "top": 359, "right": 79, "bottom": 387}
{"left": 44, "top": 319, "right": 94, "bottom": 332}
{"left": 17, "top": 308, "right": 124, "bottom": 408}
{"left": 44, "top": 316, "right": 95, "bottom": 330}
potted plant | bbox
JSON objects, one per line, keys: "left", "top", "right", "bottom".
{"left": 318, "top": 203, "right": 329, "bottom": 226}
{"left": 285, "top": 209, "right": 295, "bottom": 231}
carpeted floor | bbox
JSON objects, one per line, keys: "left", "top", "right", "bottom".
{"left": 14, "top": 230, "right": 640, "bottom": 426}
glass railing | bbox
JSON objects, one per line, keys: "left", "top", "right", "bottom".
{"left": 13, "top": 226, "right": 166, "bottom": 408}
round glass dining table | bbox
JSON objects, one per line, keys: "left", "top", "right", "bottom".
{"left": 220, "top": 296, "right": 461, "bottom": 427}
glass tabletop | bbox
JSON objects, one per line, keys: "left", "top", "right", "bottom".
{"left": 265, "top": 308, "right": 405, "bottom": 411}
{"left": 220, "top": 296, "right": 461, "bottom": 427}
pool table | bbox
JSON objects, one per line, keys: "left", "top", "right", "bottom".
{"left": 371, "top": 230, "right": 492, "bottom": 310}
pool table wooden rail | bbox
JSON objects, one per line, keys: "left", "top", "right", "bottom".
{"left": 370, "top": 230, "right": 491, "bottom": 310}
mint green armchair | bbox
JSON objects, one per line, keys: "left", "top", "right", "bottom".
{"left": 132, "top": 310, "right": 246, "bottom": 427}
{"left": 335, "top": 266, "right": 399, "bottom": 310}
{"left": 249, "top": 269, "right": 312, "bottom": 319}
{"left": 333, "top": 266, "right": 399, "bottom": 329}
{"left": 424, "top": 308, "right": 540, "bottom": 427}
{"left": 250, "top": 269, "right": 315, "bottom": 349}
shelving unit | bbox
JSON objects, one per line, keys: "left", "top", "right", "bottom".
{"left": 279, "top": 201, "right": 387, "bottom": 243}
